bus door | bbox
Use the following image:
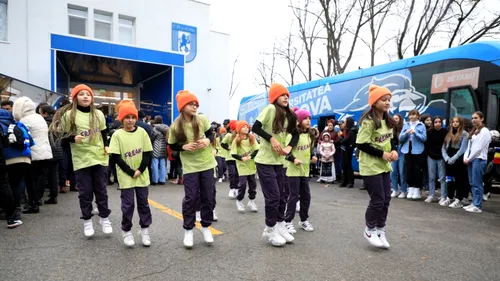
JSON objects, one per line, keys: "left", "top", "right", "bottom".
{"left": 445, "top": 85, "right": 478, "bottom": 129}
{"left": 486, "top": 83, "right": 500, "bottom": 131}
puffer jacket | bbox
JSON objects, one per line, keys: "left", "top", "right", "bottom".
{"left": 152, "top": 124, "right": 168, "bottom": 159}
{"left": 13, "top": 97, "right": 53, "bottom": 161}
{"left": 44, "top": 115, "right": 63, "bottom": 161}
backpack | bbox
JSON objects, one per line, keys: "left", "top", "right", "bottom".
{"left": 0, "top": 120, "right": 35, "bottom": 156}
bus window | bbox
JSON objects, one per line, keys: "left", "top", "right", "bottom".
{"left": 487, "top": 83, "right": 500, "bottom": 129}
{"left": 449, "top": 88, "right": 476, "bottom": 120}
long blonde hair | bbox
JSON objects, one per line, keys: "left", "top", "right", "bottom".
{"left": 49, "top": 99, "right": 101, "bottom": 143}
{"left": 444, "top": 116, "right": 464, "bottom": 146}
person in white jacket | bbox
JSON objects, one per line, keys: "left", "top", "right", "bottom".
{"left": 13, "top": 97, "right": 53, "bottom": 213}
{"left": 463, "top": 111, "right": 491, "bottom": 213}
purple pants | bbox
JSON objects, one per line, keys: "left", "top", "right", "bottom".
{"left": 285, "top": 177, "right": 311, "bottom": 222}
{"left": 120, "top": 187, "right": 152, "bottom": 231}
{"left": 237, "top": 174, "right": 257, "bottom": 201}
{"left": 75, "top": 165, "right": 111, "bottom": 220}
{"left": 364, "top": 172, "right": 391, "bottom": 229}
{"left": 216, "top": 156, "right": 226, "bottom": 179}
{"left": 226, "top": 160, "right": 239, "bottom": 190}
{"left": 256, "top": 163, "right": 286, "bottom": 227}
{"left": 196, "top": 175, "right": 217, "bottom": 211}
{"left": 183, "top": 168, "right": 215, "bottom": 230}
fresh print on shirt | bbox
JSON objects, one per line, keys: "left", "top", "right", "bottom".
{"left": 109, "top": 127, "right": 153, "bottom": 189}
{"left": 356, "top": 119, "right": 393, "bottom": 176}
{"left": 230, "top": 137, "right": 259, "bottom": 176}
{"left": 63, "top": 109, "right": 108, "bottom": 171}
{"left": 254, "top": 104, "right": 289, "bottom": 165}
{"left": 167, "top": 114, "right": 217, "bottom": 174}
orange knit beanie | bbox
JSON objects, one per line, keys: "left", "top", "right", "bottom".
{"left": 176, "top": 90, "right": 199, "bottom": 112}
{"left": 268, "top": 83, "right": 289, "bottom": 104}
{"left": 71, "top": 84, "right": 94, "bottom": 100}
{"left": 368, "top": 84, "right": 392, "bottom": 107}
{"left": 236, "top": 121, "right": 249, "bottom": 134}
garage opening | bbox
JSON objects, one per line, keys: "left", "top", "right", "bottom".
{"left": 56, "top": 50, "right": 173, "bottom": 124}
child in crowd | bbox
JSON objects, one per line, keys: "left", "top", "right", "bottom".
{"left": 109, "top": 100, "right": 153, "bottom": 247}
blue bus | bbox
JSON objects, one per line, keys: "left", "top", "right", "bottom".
{"left": 238, "top": 41, "right": 500, "bottom": 172}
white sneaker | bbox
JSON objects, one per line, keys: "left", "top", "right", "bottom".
{"left": 83, "top": 219, "right": 95, "bottom": 237}
{"left": 262, "top": 226, "right": 286, "bottom": 247}
{"left": 218, "top": 178, "right": 222, "bottom": 183}
{"left": 183, "top": 229, "right": 194, "bottom": 248}
{"left": 299, "top": 221, "right": 314, "bottom": 232}
{"left": 364, "top": 227, "right": 384, "bottom": 248}
{"left": 406, "top": 188, "right": 414, "bottom": 199}
{"left": 449, "top": 199, "right": 464, "bottom": 209}
{"left": 196, "top": 211, "right": 201, "bottom": 222}
{"left": 122, "top": 231, "right": 135, "bottom": 247}
{"left": 411, "top": 189, "right": 421, "bottom": 200}
{"left": 139, "top": 228, "right": 151, "bottom": 247}
{"left": 236, "top": 200, "right": 245, "bottom": 212}
{"left": 296, "top": 201, "right": 300, "bottom": 213}
{"left": 483, "top": 192, "right": 490, "bottom": 201}
{"left": 213, "top": 209, "right": 218, "bottom": 221}
{"left": 200, "top": 227, "right": 214, "bottom": 244}
{"left": 285, "top": 222, "right": 297, "bottom": 234}
{"left": 398, "top": 192, "right": 407, "bottom": 199}
{"left": 276, "top": 222, "right": 295, "bottom": 243}
{"left": 391, "top": 190, "right": 400, "bottom": 198}
{"left": 439, "top": 197, "right": 452, "bottom": 207}
{"left": 99, "top": 217, "right": 113, "bottom": 234}
{"left": 228, "top": 189, "right": 237, "bottom": 199}
{"left": 424, "top": 196, "right": 436, "bottom": 203}
{"left": 463, "top": 204, "right": 475, "bottom": 210}
{"left": 465, "top": 206, "right": 482, "bottom": 213}
{"left": 461, "top": 198, "right": 470, "bottom": 205}
{"left": 376, "top": 227, "right": 390, "bottom": 248}
{"left": 247, "top": 200, "right": 258, "bottom": 212}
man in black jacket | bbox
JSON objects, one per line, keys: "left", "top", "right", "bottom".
{"left": 0, "top": 127, "right": 22, "bottom": 228}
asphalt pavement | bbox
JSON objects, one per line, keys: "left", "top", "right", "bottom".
{"left": 1, "top": 179, "right": 499, "bottom": 281}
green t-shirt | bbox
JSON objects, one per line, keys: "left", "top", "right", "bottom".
{"left": 109, "top": 127, "right": 153, "bottom": 189}
{"left": 221, "top": 133, "right": 235, "bottom": 161}
{"left": 63, "top": 109, "right": 108, "bottom": 171}
{"left": 215, "top": 138, "right": 225, "bottom": 158}
{"left": 286, "top": 133, "right": 312, "bottom": 177}
{"left": 254, "top": 104, "right": 289, "bottom": 165}
{"left": 230, "top": 136, "right": 259, "bottom": 176}
{"left": 356, "top": 118, "right": 393, "bottom": 176}
{"left": 167, "top": 114, "right": 217, "bottom": 174}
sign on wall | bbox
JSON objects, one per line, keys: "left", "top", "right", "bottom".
{"left": 172, "top": 23, "right": 197, "bottom": 63}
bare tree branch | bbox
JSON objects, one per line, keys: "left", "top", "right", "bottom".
{"left": 228, "top": 55, "right": 239, "bottom": 100}
{"left": 254, "top": 44, "right": 277, "bottom": 92}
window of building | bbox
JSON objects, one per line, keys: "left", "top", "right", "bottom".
{"left": 68, "top": 6, "right": 87, "bottom": 36}
{"left": 94, "top": 10, "right": 112, "bottom": 41}
{"left": 0, "top": 0, "right": 8, "bottom": 41}
{"left": 119, "top": 16, "right": 135, "bottom": 44}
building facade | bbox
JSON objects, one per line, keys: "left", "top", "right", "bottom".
{"left": 0, "top": 0, "right": 230, "bottom": 124}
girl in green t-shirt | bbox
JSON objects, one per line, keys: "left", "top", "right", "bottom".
{"left": 284, "top": 107, "right": 317, "bottom": 234}
{"left": 221, "top": 120, "right": 239, "bottom": 198}
{"left": 356, "top": 85, "right": 398, "bottom": 249}
{"left": 230, "top": 121, "right": 259, "bottom": 213}
{"left": 167, "top": 90, "right": 217, "bottom": 249}
{"left": 109, "top": 101, "right": 153, "bottom": 247}
{"left": 251, "top": 83, "right": 299, "bottom": 247}
{"left": 50, "top": 84, "right": 112, "bottom": 238}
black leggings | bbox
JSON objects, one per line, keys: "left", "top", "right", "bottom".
{"left": 405, "top": 153, "right": 426, "bottom": 189}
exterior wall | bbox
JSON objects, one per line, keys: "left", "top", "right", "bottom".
{"left": 208, "top": 30, "right": 230, "bottom": 124}
{"left": 0, "top": 0, "right": 230, "bottom": 122}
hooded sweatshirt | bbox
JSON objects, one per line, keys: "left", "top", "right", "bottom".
{"left": 13, "top": 97, "right": 53, "bottom": 161}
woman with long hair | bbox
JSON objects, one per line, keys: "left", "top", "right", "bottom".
{"left": 390, "top": 114, "right": 407, "bottom": 198}
{"left": 442, "top": 116, "right": 469, "bottom": 208}
{"left": 463, "top": 111, "right": 491, "bottom": 213}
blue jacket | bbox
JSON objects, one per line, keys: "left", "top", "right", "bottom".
{"left": 399, "top": 121, "right": 427, "bottom": 154}
{"left": 0, "top": 109, "right": 32, "bottom": 160}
